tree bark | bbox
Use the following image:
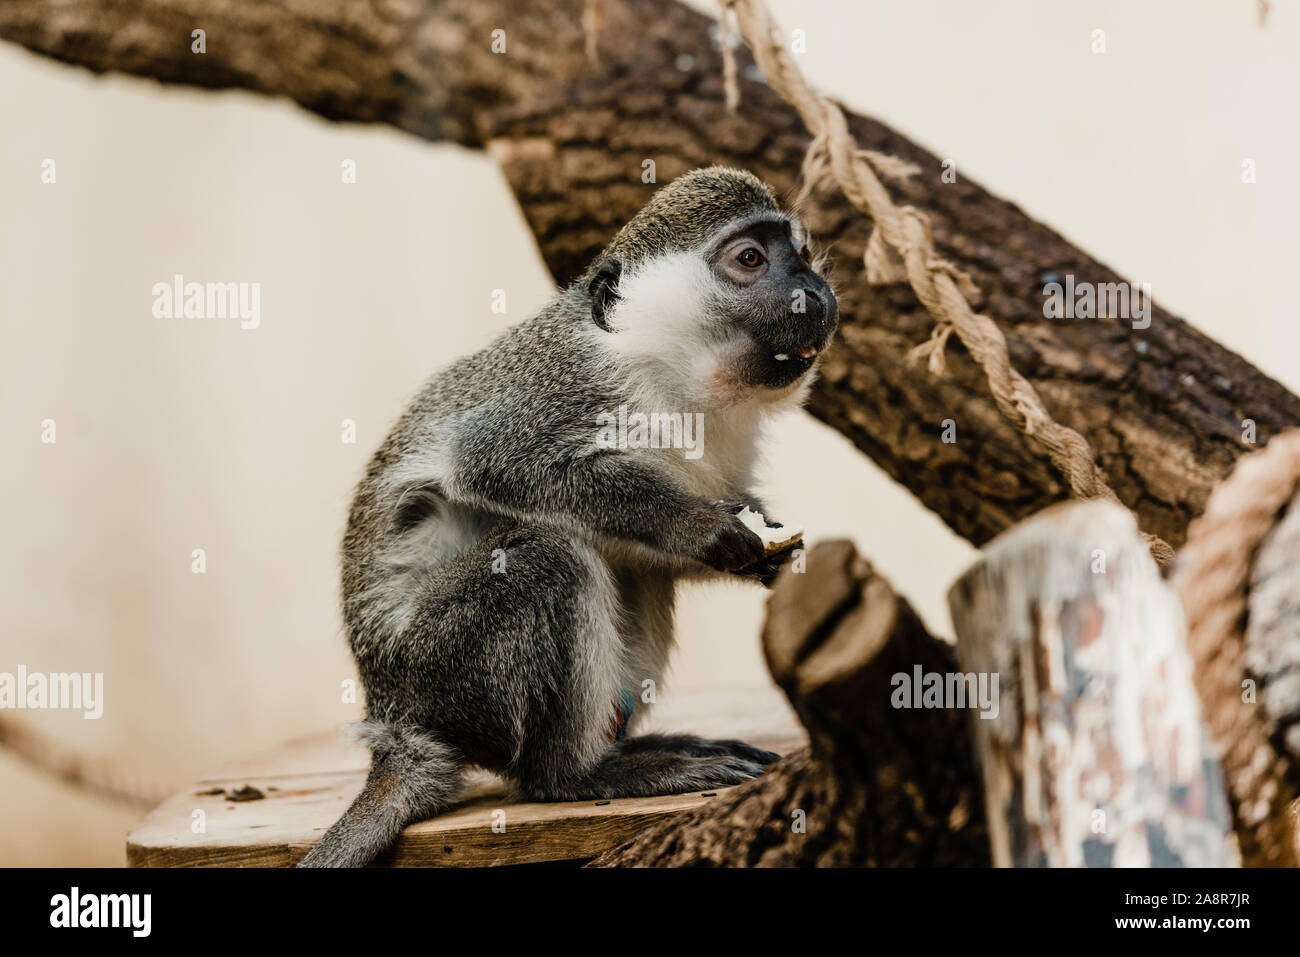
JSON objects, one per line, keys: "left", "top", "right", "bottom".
{"left": 948, "top": 500, "right": 1232, "bottom": 867}
{"left": 590, "top": 540, "right": 989, "bottom": 867}
{"left": 4, "top": 0, "right": 1298, "bottom": 551}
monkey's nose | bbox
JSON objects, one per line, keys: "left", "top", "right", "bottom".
{"left": 795, "top": 286, "right": 826, "bottom": 315}
{"left": 798, "top": 286, "right": 830, "bottom": 326}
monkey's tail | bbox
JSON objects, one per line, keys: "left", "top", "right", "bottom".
{"left": 297, "top": 720, "right": 463, "bottom": 868}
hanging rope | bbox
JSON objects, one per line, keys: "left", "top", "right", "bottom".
{"left": 582, "top": 0, "right": 605, "bottom": 63}
{"left": 716, "top": 0, "right": 1174, "bottom": 565}
{"left": 0, "top": 714, "right": 168, "bottom": 810}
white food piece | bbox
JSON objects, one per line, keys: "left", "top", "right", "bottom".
{"left": 735, "top": 506, "right": 804, "bottom": 555}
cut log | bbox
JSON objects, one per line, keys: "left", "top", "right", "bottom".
{"left": 2, "top": 0, "right": 1298, "bottom": 551}
{"left": 947, "top": 500, "right": 1233, "bottom": 867}
{"left": 591, "top": 541, "right": 989, "bottom": 866}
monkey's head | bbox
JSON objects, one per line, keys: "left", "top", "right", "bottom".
{"left": 583, "top": 167, "right": 838, "bottom": 405}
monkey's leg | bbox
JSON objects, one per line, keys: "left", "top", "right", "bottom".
{"left": 603, "top": 577, "right": 782, "bottom": 767}
{"left": 507, "top": 613, "right": 779, "bottom": 799}
{"left": 301, "top": 520, "right": 602, "bottom": 867}
{"left": 388, "top": 522, "right": 773, "bottom": 802}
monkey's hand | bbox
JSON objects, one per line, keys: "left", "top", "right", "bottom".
{"left": 692, "top": 504, "right": 768, "bottom": 572}
{"left": 731, "top": 538, "right": 801, "bottom": 588}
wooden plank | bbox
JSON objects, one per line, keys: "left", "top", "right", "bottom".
{"left": 127, "top": 686, "right": 806, "bottom": 867}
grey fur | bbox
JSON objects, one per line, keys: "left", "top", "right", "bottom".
{"left": 297, "top": 720, "right": 462, "bottom": 867}
{"left": 297, "top": 167, "right": 836, "bottom": 868}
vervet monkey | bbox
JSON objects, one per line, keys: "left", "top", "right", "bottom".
{"left": 299, "top": 167, "right": 838, "bottom": 867}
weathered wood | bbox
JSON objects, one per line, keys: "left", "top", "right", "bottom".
{"left": 947, "top": 500, "right": 1232, "bottom": 867}
{"left": 2, "top": 0, "right": 1297, "bottom": 553}
{"left": 591, "top": 541, "right": 989, "bottom": 866}
{"left": 126, "top": 688, "right": 805, "bottom": 867}
{"left": 1173, "top": 431, "right": 1300, "bottom": 867}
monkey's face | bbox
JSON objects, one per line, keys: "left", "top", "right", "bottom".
{"left": 704, "top": 214, "right": 838, "bottom": 392}
{"left": 589, "top": 209, "right": 837, "bottom": 407}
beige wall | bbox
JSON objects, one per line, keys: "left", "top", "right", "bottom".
{"left": 3, "top": 0, "right": 1297, "bottom": 865}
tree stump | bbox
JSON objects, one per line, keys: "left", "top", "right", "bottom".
{"left": 592, "top": 541, "right": 989, "bottom": 866}
{"left": 948, "top": 500, "right": 1232, "bottom": 867}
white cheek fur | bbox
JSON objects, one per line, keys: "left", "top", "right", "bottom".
{"left": 601, "top": 251, "right": 813, "bottom": 410}
{"left": 602, "top": 251, "right": 725, "bottom": 396}
{"left": 584, "top": 248, "right": 821, "bottom": 498}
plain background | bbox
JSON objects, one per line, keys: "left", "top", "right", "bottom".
{"left": 3, "top": 0, "right": 1297, "bottom": 864}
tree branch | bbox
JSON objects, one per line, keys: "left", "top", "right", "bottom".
{"left": 4, "top": 0, "right": 1297, "bottom": 547}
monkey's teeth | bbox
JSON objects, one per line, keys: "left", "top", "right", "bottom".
{"left": 773, "top": 353, "right": 789, "bottom": 361}
{"left": 796, "top": 346, "right": 817, "bottom": 359}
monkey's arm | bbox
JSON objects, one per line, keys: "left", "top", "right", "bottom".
{"left": 446, "top": 434, "right": 765, "bottom": 572}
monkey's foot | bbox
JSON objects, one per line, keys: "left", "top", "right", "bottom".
{"left": 618, "top": 732, "right": 780, "bottom": 765}
{"left": 522, "top": 744, "right": 777, "bottom": 802}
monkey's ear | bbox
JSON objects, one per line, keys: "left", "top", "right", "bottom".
{"left": 589, "top": 260, "right": 622, "bottom": 332}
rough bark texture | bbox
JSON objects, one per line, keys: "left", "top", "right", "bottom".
{"left": 948, "top": 501, "right": 1232, "bottom": 867}
{"left": 4, "top": 0, "right": 1299, "bottom": 551}
{"left": 590, "top": 540, "right": 989, "bottom": 867}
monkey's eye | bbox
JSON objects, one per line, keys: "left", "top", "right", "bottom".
{"left": 737, "top": 248, "right": 766, "bottom": 268}
{"left": 800, "top": 244, "right": 813, "bottom": 265}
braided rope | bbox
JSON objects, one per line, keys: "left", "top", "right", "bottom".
{"left": 582, "top": 0, "right": 605, "bottom": 63}
{"left": 717, "top": 0, "right": 1174, "bottom": 565}
{"left": 1173, "top": 430, "right": 1300, "bottom": 865}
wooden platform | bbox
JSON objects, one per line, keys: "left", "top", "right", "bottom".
{"left": 127, "top": 687, "right": 806, "bottom": 867}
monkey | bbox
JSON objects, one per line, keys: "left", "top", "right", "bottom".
{"left": 297, "top": 167, "right": 838, "bottom": 867}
